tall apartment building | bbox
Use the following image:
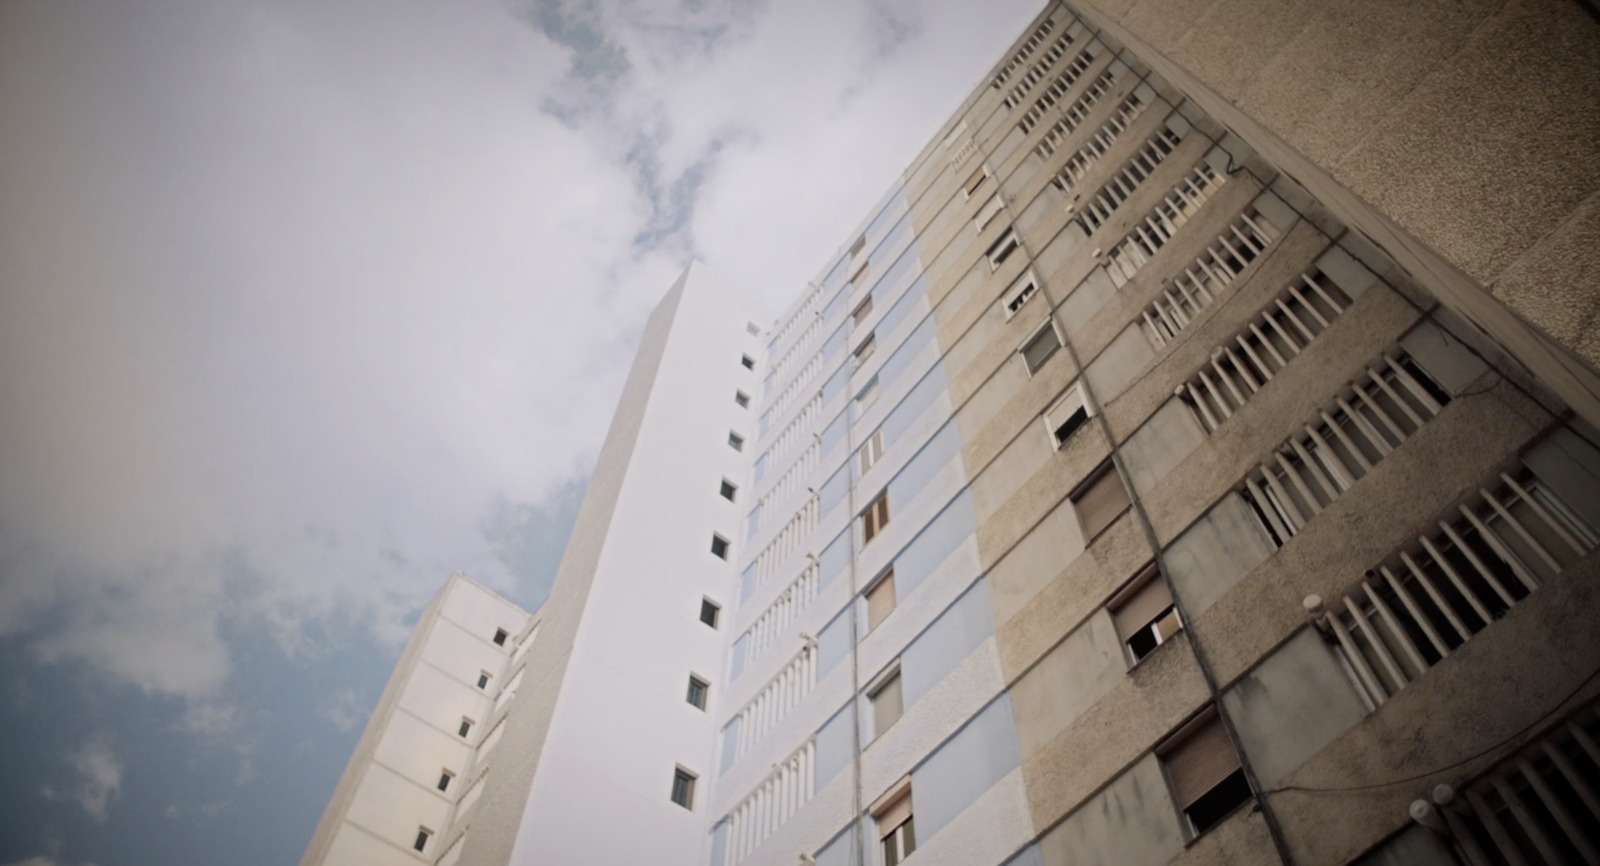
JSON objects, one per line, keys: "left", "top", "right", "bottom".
{"left": 304, "top": 3, "right": 1600, "bottom": 865}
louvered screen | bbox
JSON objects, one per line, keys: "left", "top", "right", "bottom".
{"left": 1165, "top": 715, "right": 1240, "bottom": 809}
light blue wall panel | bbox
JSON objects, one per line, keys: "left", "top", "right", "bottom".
{"left": 902, "top": 578, "right": 993, "bottom": 708}
{"left": 910, "top": 693, "right": 1021, "bottom": 843}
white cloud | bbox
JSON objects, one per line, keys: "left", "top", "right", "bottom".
{"left": 40, "top": 743, "right": 123, "bottom": 822}
{"left": 317, "top": 687, "right": 370, "bottom": 733}
{"left": 0, "top": 0, "right": 1040, "bottom": 707}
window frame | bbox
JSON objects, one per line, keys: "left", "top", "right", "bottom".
{"left": 1000, "top": 270, "right": 1039, "bottom": 320}
{"left": 719, "top": 479, "right": 738, "bottom": 502}
{"left": 1043, "top": 383, "right": 1093, "bottom": 449}
{"left": 1107, "top": 564, "right": 1183, "bottom": 666}
{"left": 854, "top": 332, "right": 877, "bottom": 367}
{"left": 458, "top": 717, "right": 474, "bottom": 739}
{"left": 1157, "top": 707, "right": 1251, "bottom": 839}
{"left": 476, "top": 671, "right": 491, "bottom": 690}
{"left": 1070, "top": 459, "right": 1131, "bottom": 542}
{"left": 414, "top": 827, "right": 433, "bottom": 852}
{"left": 864, "top": 568, "right": 897, "bottom": 632}
{"left": 437, "top": 770, "right": 454, "bottom": 792}
{"left": 861, "top": 491, "right": 891, "bottom": 545}
{"left": 962, "top": 164, "right": 991, "bottom": 200}
{"left": 852, "top": 295, "right": 875, "bottom": 327}
{"left": 866, "top": 662, "right": 904, "bottom": 738}
{"left": 670, "top": 766, "right": 698, "bottom": 810}
{"left": 710, "top": 533, "right": 731, "bottom": 560}
{"left": 492, "top": 628, "right": 508, "bottom": 646}
{"left": 727, "top": 431, "right": 745, "bottom": 452}
{"left": 986, "top": 227, "right": 1021, "bottom": 271}
{"left": 859, "top": 428, "right": 886, "bottom": 475}
{"left": 1018, "top": 316, "right": 1063, "bottom": 375}
{"left": 871, "top": 778, "right": 917, "bottom": 866}
{"left": 686, "top": 674, "right": 710, "bottom": 710}
{"left": 699, "top": 597, "right": 721, "bottom": 628}
{"left": 740, "top": 354, "right": 755, "bottom": 370}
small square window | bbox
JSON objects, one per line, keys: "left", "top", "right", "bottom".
{"left": 414, "top": 828, "right": 432, "bottom": 852}
{"left": 735, "top": 390, "right": 750, "bottom": 408}
{"left": 710, "top": 534, "right": 730, "bottom": 560}
{"left": 671, "top": 767, "right": 697, "bottom": 809}
{"left": 700, "top": 598, "right": 721, "bottom": 628}
{"left": 492, "top": 628, "right": 508, "bottom": 646}
{"left": 458, "top": 718, "right": 474, "bottom": 738}
{"left": 476, "top": 671, "right": 490, "bottom": 690}
{"left": 861, "top": 491, "right": 890, "bottom": 545}
{"left": 720, "top": 479, "right": 737, "bottom": 501}
{"left": 1072, "top": 460, "right": 1130, "bottom": 542}
{"left": 686, "top": 675, "right": 709, "bottom": 710}
{"left": 1020, "top": 319, "right": 1062, "bottom": 374}
{"left": 437, "top": 770, "right": 454, "bottom": 792}
{"left": 1044, "top": 384, "right": 1092, "bottom": 448}
{"left": 852, "top": 296, "right": 874, "bottom": 327}
{"left": 728, "top": 432, "right": 744, "bottom": 451}
{"left": 865, "top": 568, "right": 896, "bottom": 631}
{"left": 740, "top": 354, "right": 755, "bottom": 370}
{"left": 869, "top": 667, "right": 903, "bottom": 738}
{"left": 859, "top": 429, "right": 885, "bottom": 475}
{"left": 986, "top": 228, "right": 1020, "bottom": 270}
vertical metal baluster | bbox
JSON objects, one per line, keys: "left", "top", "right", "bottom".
{"left": 1345, "top": 595, "right": 1409, "bottom": 691}
{"left": 1436, "top": 522, "right": 1518, "bottom": 611}
{"left": 1328, "top": 613, "right": 1388, "bottom": 704}
{"left": 1275, "top": 450, "right": 1324, "bottom": 516}
{"left": 1378, "top": 565, "right": 1449, "bottom": 659}
{"left": 1492, "top": 774, "right": 1565, "bottom": 865}
{"left": 1246, "top": 476, "right": 1293, "bottom": 543}
{"left": 1289, "top": 435, "right": 1339, "bottom": 505}
{"left": 1457, "top": 506, "right": 1540, "bottom": 594}
{"left": 1399, "top": 550, "right": 1471, "bottom": 642}
{"left": 1479, "top": 486, "right": 1563, "bottom": 576}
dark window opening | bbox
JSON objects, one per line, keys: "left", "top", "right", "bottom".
{"left": 492, "top": 628, "right": 508, "bottom": 646}
{"left": 1184, "top": 768, "right": 1252, "bottom": 836}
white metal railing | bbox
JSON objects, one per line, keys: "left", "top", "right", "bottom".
{"left": 1172, "top": 270, "right": 1355, "bottom": 430}
{"left": 761, "top": 393, "right": 822, "bottom": 470}
{"left": 755, "top": 441, "right": 820, "bottom": 533}
{"left": 1122, "top": 208, "right": 1278, "bottom": 330}
{"left": 770, "top": 285, "right": 824, "bottom": 361}
{"left": 752, "top": 495, "right": 820, "bottom": 589}
{"left": 1326, "top": 468, "right": 1596, "bottom": 708}
{"left": 771, "top": 316, "right": 822, "bottom": 383}
{"left": 738, "top": 562, "right": 822, "bottom": 673}
{"left": 1017, "top": 47, "right": 1098, "bottom": 135}
{"left": 1432, "top": 696, "right": 1600, "bottom": 864}
{"left": 1241, "top": 352, "right": 1449, "bottom": 548}
{"left": 1076, "top": 125, "right": 1184, "bottom": 233}
{"left": 768, "top": 355, "right": 823, "bottom": 419}
{"left": 1104, "top": 162, "right": 1226, "bottom": 285}
{"left": 1002, "top": 31, "right": 1076, "bottom": 110}
{"left": 734, "top": 648, "right": 817, "bottom": 759}
{"left": 725, "top": 739, "right": 817, "bottom": 866}
{"left": 991, "top": 19, "right": 1058, "bottom": 89}
{"left": 1048, "top": 86, "right": 1150, "bottom": 174}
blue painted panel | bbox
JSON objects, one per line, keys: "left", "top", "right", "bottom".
{"left": 817, "top": 607, "right": 851, "bottom": 678}
{"left": 881, "top": 364, "right": 948, "bottom": 448}
{"left": 877, "top": 316, "right": 934, "bottom": 391}
{"left": 1001, "top": 843, "right": 1044, "bottom": 866}
{"left": 813, "top": 824, "right": 858, "bottom": 866}
{"left": 745, "top": 503, "right": 761, "bottom": 541}
{"left": 822, "top": 284, "right": 849, "bottom": 326}
{"left": 893, "top": 490, "right": 974, "bottom": 599}
{"left": 819, "top": 530, "right": 851, "bottom": 589}
{"left": 729, "top": 635, "right": 748, "bottom": 681}
{"left": 759, "top": 409, "right": 771, "bottom": 438}
{"left": 813, "top": 703, "right": 855, "bottom": 791}
{"left": 821, "top": 321, "right": 848, "bottom": 363}
{"left": 753, "top": 454, "right": 766, "bottom": 485}
{"left": 873, "top": 266, "right": 925, "bottom": 336}
{"left": 820, "top": 465, "right": 849, "bottom": 519}
{"left": 820, "top": 410, "right": 848, "bottom": 456}
{"left": 710, "top": 821, "right": 729, "bottom": 866}
{"left": 910, "top": 693, "right": 1021, "bottom": 842}
{"left": 822, "top": 362, "right": 851, "bottom": 406}
{"left": 719, "top": 716, "right": 741, "bottom": 773}
{"left": 886, "top": 420, "right": 960, "bottom": 514}
{"left": 740, "top": 563, "right": 756, "bottom": 603}
{"left": 902, "top": 579, "right": 993, "bottom": 708}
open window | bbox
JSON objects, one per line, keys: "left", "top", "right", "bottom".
{"left": 859, "top": 429, "right": 885, "bottom": 475}
{"left": 1159, "top": 708, "right": 1252, "bottom": 838}
{"left": 862, "top": 491, "right": 890, "bottom": 545}
{"left": 1000, "top": 270, "right": 1038, "bottom": 319}
{"left": 986, "top": 228, "right": 1021, "bottom": 270}
{"left": 1043, "top": 383, "right": 1092, "bottom": 448}
{"left": 1072, "top": 460, "right": 1129, "bottom": 541}
{"left": 872, "top": 779, "right": 917, "bottom": 865}
{"left": 1109, "top": 564, "right": 1182, "bottom": 664}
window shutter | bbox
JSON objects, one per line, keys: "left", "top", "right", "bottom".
{"left": 1112, "top": 576, "right": 1173, "bottom": 641}
{"left": 867, "top": 572, "right": 896, "bottom": 630}
{"left": 1165, "top": 714, "right": 1241, "bottom": 809}
{"left": 1075, "top": 465, "right": 1130, "bottom": 539}
{"left": 1022, "top": 323, "right": 1061, "bottom": 373}
{"left": 872, "top": 674, "right": 903, "bottom": 737}
{"left": 876, "top": 791, "right": 913, "bottom": 836}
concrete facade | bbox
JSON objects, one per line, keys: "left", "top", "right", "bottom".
{"left": 306, "top": 3, "right": 1600, "bottom": 864}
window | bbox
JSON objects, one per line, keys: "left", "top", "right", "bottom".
{"left": 1001, "top": 271, "right": 1038, "bottom": 319}
{"left": 710, "top": 534, "right": 730, "bottom": 560}
{"left": 862, "top": 491, "right": 890, "bottom": 545}
{"left": 865, "top": 569, "right": 896, "bottom": 631}
{"left": 728, "top": 431, "right": 744, "bottom": 451}
{"left": 1044, "top": 384, "right": 1091, "bottom": 448}
{"left": 476, "top": 671, "right": 490, "bottom": 690}
{"left": 859, "top": 429, "right": 885, "bottom": 475}
{"left": 492, "top": 628, "right": 508, "bottom": 646}
{"left": 868, "top": 666, "right": 903, "bottom": 737}
{"left": 962, "top": 165, "right": 989, "bottom": 199}
{"left": 856, "top": 377, "right": 880, "bottom": 412}
{"left": 437, "top": 770, "right": 454, "bottom": 792}
{"left": 852, "top": 295, "right": 874, "bottom": 327}
{"left": 670, "top": 767, "right": 697, "bottom": 809}
{"left": 458, "top": 718, "right": 474, "bottom": 738}
{"left": 720, "top": 479, "right": 738, "bottom": 501}
{"left": 974, "top": 194, "right": 1005, "bottom": 231}
{"left": 986, "top": 228, "right": 1021, "bottom": 270}
{"left": 1160, "top": 709, "right": 1251, "bottom": 838}
{"left": 1110, "top": 566, "right": 1182, "bottom": 663}
{"left": 1020, "top": 318, "right": 1062, "bottom": 374}
{"left": 735, "top": 390, "right": 750, "bottom": 408}
{"left": 873, "top": 782, "right": 916, "bottom": 865}
{"left": 849, "top": 234, "right": 867, "bottom": 257}
{"left": 414, "top": 828, "right": 432, "bottom": 852}
{"left": 741, "top": 354, "right": 755, "bottom": 370}
{"left": 686, "top": 675, "right": 709, "bottom": 710}
{"left": 699, "top": 598, "right": 721, "bottom": 628}
{"left": 854, "top": 333, "right": 877, "bottom": 366}
{"left": 1073, "top": 461, "right": 1130, "bottom": 541}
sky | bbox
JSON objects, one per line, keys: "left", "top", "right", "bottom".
{"left": 0, "top": 0, "right": 1040, "bottom": 863}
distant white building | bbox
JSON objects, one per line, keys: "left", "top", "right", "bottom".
{"left": 305, "top": 2, "right": 1600, "bottom": 865}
